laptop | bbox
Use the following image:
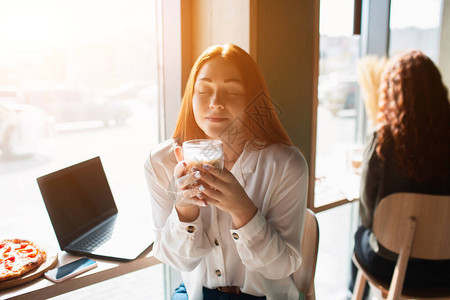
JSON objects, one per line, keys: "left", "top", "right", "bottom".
{"left": 37, "top": 156, "right": 154, "bottom": 262}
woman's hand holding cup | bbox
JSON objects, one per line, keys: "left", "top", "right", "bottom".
{"left": 174, "top": 144, "right": 213, "bottom": 206}
{"left": 176, "top": 139, "right": 224, "bottom": 205}
{"left": 173, "top": 146, "right": 207, "bottom": 222}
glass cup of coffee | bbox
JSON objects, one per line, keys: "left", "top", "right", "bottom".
{"left": 182, "top": 139, "right": 224, "bottom": 170}
{"left": 177, "top": 139, "right": 224, "bottom": 206}
{"left": 347, "top": 147, "right": 363, "bottom": 174}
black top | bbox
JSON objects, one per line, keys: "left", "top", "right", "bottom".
{"left": 359, "top": 132, "right": 450, "bottom": 229}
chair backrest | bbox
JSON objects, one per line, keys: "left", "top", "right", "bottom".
{"left": 373, "top": 192, "right": 450, "bottom": 260}
{"left": 292, "top": 208, "right": 319, "bottom": 296}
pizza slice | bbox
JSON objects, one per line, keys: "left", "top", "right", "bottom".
{"left": 0, "top": 239, "right": 47, "bottom": 282}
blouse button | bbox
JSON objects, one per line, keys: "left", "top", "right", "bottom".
{"left": 214, "top": 239, "right": 219, "bottom": 246}
{"left": 232, "top": 232, "right": 239, "bottom": 240}
{"left": 187, "top": 226, "right": 195, "bottom": 233}
{"left": 215, "top": 269, "right": 222, "bottom": 277}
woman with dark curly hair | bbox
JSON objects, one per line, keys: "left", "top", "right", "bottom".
{"left": 350, "top": 50, "right": 450, "bottom": 294}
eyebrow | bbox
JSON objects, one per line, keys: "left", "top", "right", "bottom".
{"left": 196, "top": 77, "right": 243, "bottom": 84}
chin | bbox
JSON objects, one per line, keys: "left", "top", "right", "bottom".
{"left": 203, "top": 132, "right": 220, "bottom": 139}
{"left": 201, "top": 128, "right": 222, "bottom": 140}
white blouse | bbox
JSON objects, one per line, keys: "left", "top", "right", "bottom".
{"left": 144, "top": 139, "right": 308, "bottom": 300}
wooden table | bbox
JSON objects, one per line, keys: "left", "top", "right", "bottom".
{"left": 0, "top": 163, "right": 160, "bottom": 300}
{"left": 0, "top": 246, "right": 161, "bottom": 300}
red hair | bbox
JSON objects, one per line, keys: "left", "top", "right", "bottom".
{"left": 172, "top": 44, "right": 292, "bottom": 149}
{"left": 376, "top": 50, "right": 450, "bottom": 181}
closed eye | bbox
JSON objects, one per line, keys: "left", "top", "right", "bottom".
{"left": 227, "top": 91, "right": 243, "bottom": 96}
{"left": 197, "top": 90, "right": 212, "bottom": 95}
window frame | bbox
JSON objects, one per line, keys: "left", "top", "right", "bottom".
{"left": 310, "top": 0, "right": 391, "bottom": 213}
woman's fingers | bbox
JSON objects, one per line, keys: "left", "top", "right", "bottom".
{"left": 198, "top": 183, "right": 222, "bottom": 200}
{"left": 180, "top": 183, "right": 221, "bottom": 205}
{"left": 179, "top": 188, "right": 208, "bottom": 207}
{"left": 173, "top": 159, "right": 236, "bottom": 209}
{"left": 176, "top": 170, "right": 201, "bottom": 189}
{"left": 174, "top": 146, "right": 183, "bottom": 163}
{"left": 182, "top": 184, "right": 208, "bottom": 199}
{"left": 173, "top": 147, "right": 208, "bottom": 208}
{"left": 174, "top": 160, "right": 201, "bottom": 187}
{"left": 203, "top": 164, "right": 231, "bottom": 181}
{"left": 177, "top": 196, "right": 206, "bottom": 207}
{"left": 173, "top": 147, "right": 186, "bottom": 180}
{"left": 200, "top": 194, "right": 220, "bottom": 205}
{"left": 174, "top": 161, "right": 187, "bottom": 178}
{"left": 198, "top": 165, "right": 228, "bottom": 190}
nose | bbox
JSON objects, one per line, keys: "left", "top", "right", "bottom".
{"left": 209, "top": 91, "right": 225, "bottom": 109}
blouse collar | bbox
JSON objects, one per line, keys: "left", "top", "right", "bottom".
{"left": 231, "top": 144, "right": 259, "bottom": 188}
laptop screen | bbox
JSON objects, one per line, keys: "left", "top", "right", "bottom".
{"left": 37, "top": 157, "right": 118, "bottom": 249}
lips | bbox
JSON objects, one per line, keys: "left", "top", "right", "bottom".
{"left": 205, "top": 115, "right": 228, "bottom": 122}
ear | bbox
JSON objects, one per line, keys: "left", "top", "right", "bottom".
{"left": 174, "top": 146, "right": 183, "bottom": 163}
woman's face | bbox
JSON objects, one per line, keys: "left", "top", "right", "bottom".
{"left": 193, "top": 57, "right": 247, "bottom": 139}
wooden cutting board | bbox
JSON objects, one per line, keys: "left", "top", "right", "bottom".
{"left": 0, "top": 248, "right": 58, "bottom": 290}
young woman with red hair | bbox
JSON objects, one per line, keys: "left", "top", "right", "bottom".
{"left": 350, "top": 50, "right": 450, "bottom": 296}
{"left": 145, "top": 44, "right": 308, "bottom": 299}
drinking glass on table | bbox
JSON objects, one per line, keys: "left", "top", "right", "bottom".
{"left": 347, "top": 147, "right": 363, "bottom": 174}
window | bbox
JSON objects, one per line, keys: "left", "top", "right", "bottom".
{"left": 312, "top": 1, "right": 363, "bottom": 297}
{"left": 314, "top": 0, "right": 362, "bottom": 210}
{"left": 389, "top": 0, "right": 443, "bottom": 63}
{"left": 0, "top": 0, "right": 159, "bottom": 249}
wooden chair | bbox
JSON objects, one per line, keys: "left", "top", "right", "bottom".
{"left": 352, "top": 193, "right": 450, "bottom": 300}
{"left": 292, "top": 208, "right": 320, "bottom": 300}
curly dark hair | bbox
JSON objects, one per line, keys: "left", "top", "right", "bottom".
{"left": 376, "top": 50, "right": 450, "bottom": 181}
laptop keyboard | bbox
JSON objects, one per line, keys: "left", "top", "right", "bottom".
{"left": 74, "top": 221, "right": 115, "bottom": 251}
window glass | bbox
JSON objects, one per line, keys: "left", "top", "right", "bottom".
{"left": 0, "top": 0, "right": 159, "bottom": 238}
{"left": 315, "top": 0, "right": 362, "bottom": 207}
{"left": 389, "top": 0, "right": 443, "bottom": 63}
